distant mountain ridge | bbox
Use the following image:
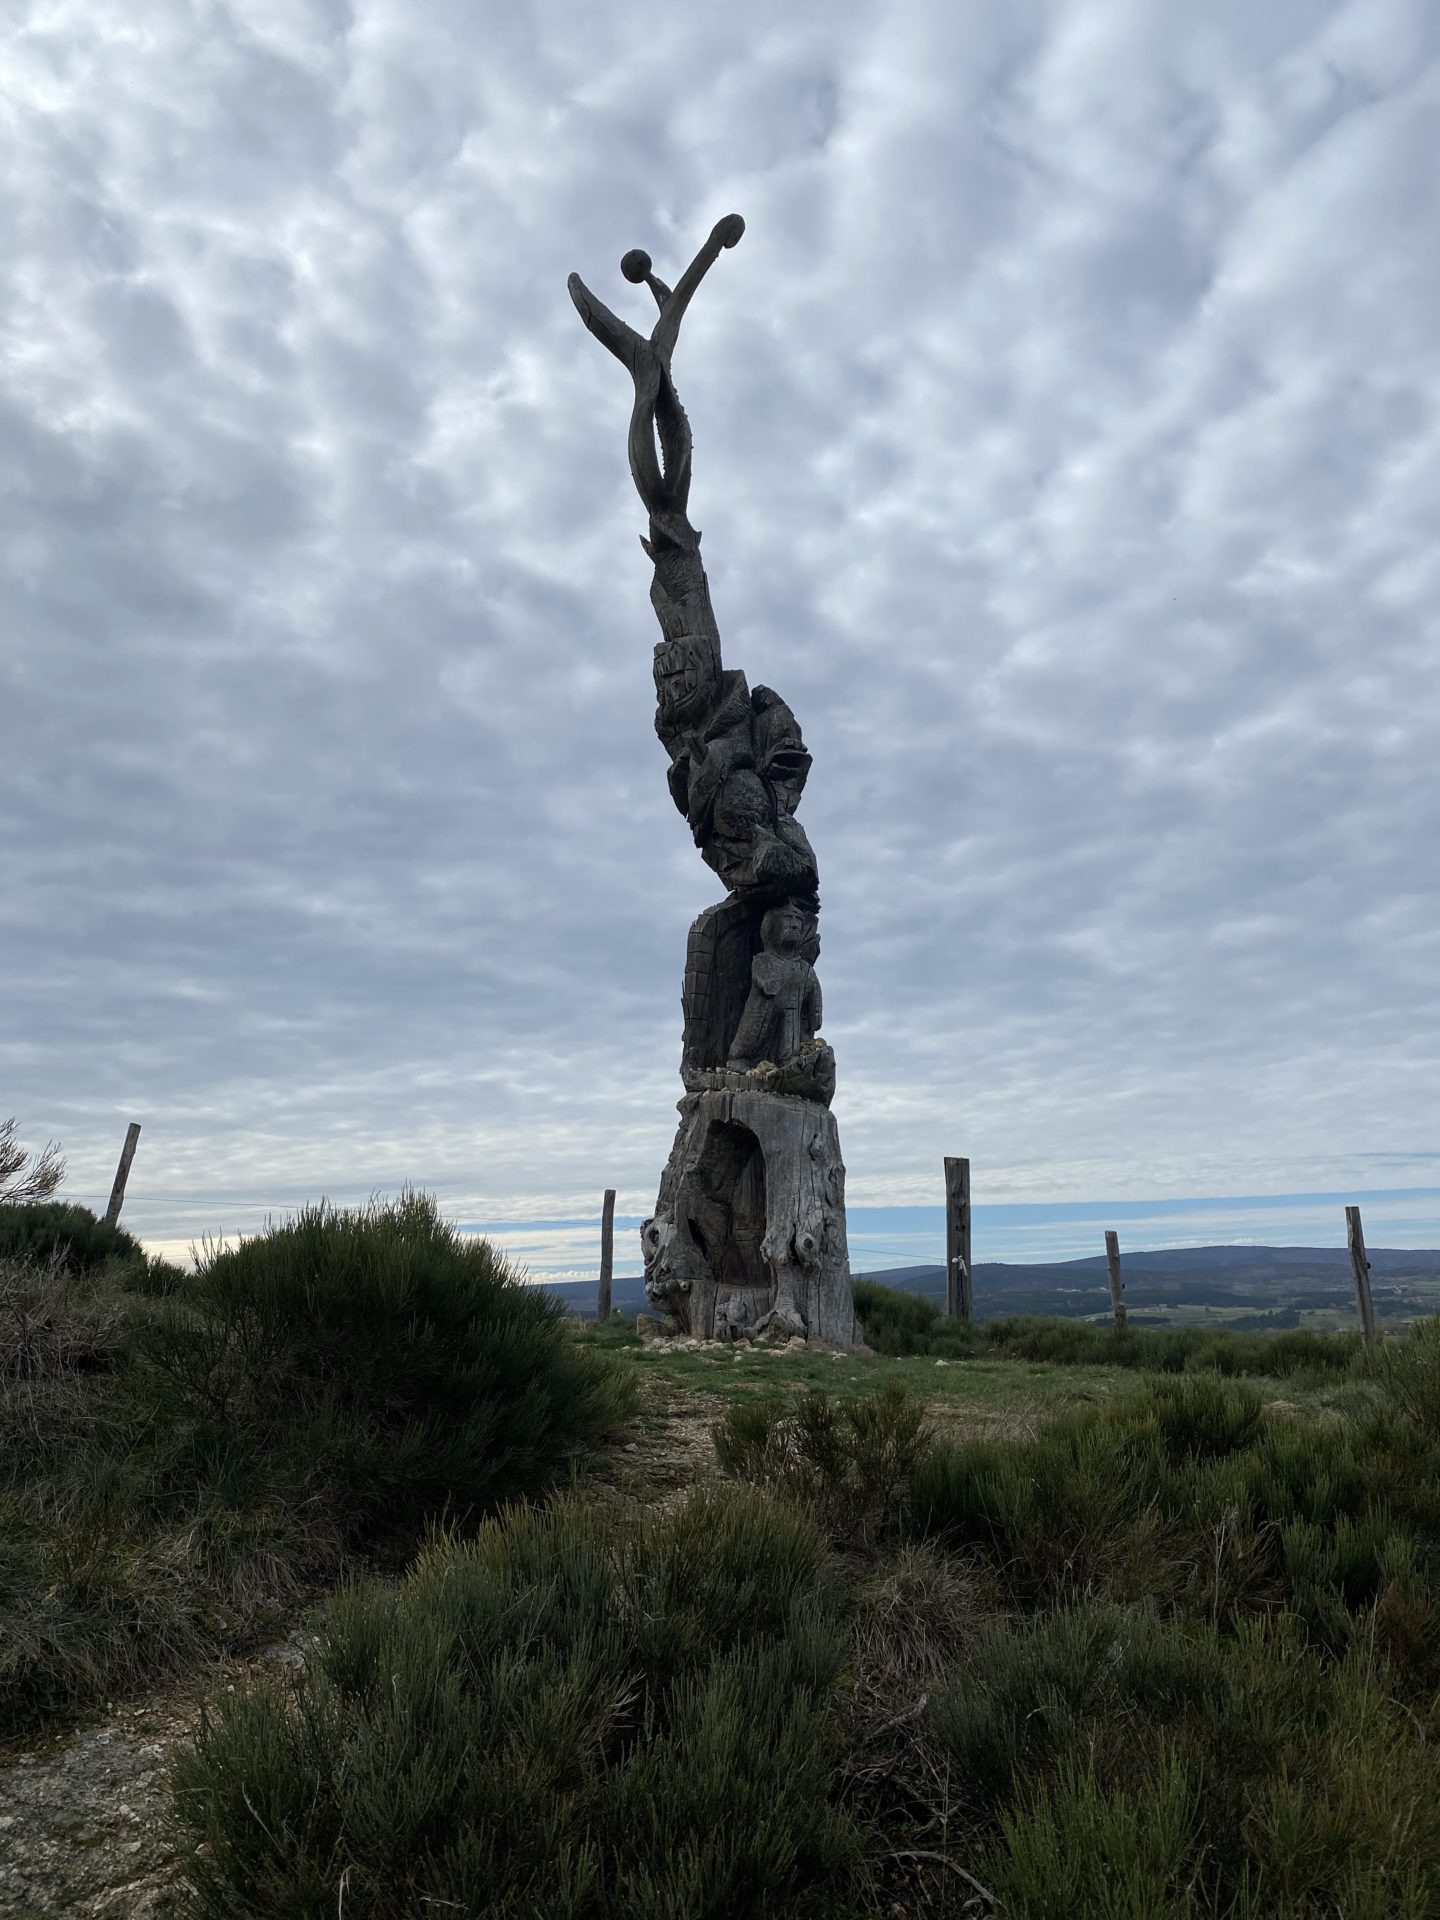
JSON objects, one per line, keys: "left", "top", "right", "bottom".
{"left": 543, "top": 1243, "right": 1440, "bottom": 1323}
{"left": 978, "top": 1244, "right": 1440, "bottom": 1275}
{"left": 872, "top": 1244, "right": 1440, "bottom": 1286}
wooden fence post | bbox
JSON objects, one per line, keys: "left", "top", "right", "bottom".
{"left": 104, "top": 1122, "right": 141, "bottom": 1227}
{"left": 1345, "top": 1205, "right": 1376, "bottom": 1346}
{"left": 945, "top": 1157, "right": 972, "bottom": 1322}
{"left": 1104, "top": 1229, "right": 1127, "bottom": 1333}
{"left": 598, "top": 1188, "right": 616, "bottom": 1321}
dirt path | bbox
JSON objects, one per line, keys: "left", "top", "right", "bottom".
{"left": 0, "top": 1383, "right": 718, "bottom": 1918}
{"left": 0, "top": 1632, "right": 312, "bottom": 1919}
{"left": 595, "top": 1378, "right": 723, "bottom": 1508}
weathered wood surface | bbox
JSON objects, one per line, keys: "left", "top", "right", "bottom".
{"left": 103, "top": 1122, "right": 141, "bottom": 1227}
{"left": 945, "top": 1156, "right": 972, "bottom": 1322}
{"left": 642, "top": 1088, "right": 857, "bottom": 1347}
{"left": 571, "top": 216, "right": 860, "bottom": 1348}
{"left": 1345, "top": 1205, "right": 1376, "bottom": 1346}
{"left": 1104, "top": 1228, "right": 1127, "bottom": 1333}
{"left": 598, "top": 1188, "right": 616, "bottom": 1321}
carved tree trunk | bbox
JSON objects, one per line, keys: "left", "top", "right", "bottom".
{"left": 570, "top": 216, "right": 861, "bottom": 1348}
{"left": 644, "top": 1088, "right": 858, "bottom": 1347}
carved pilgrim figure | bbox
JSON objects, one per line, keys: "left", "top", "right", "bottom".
{"left": 727, "top": 905, "right": 822, "bottom": 1071}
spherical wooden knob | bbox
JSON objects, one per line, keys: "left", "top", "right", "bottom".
{"left": 621, "top": 249, "right": 652, "bottom": 283}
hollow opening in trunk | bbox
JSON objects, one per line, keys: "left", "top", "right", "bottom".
{"left": 691, "top": 1119, "right": 768, "bottom": 1321}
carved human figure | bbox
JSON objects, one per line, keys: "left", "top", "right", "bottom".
{"left": 659, "top": 674, "right": 818, "bottom": 903}
{"left": 727, "top": 904, "right": 822, "bottom": 1070}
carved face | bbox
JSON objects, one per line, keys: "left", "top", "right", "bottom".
{"left": 653, "top": 634, "right": 718, "bottom": 726}
{"left": 761, "top": 903, "right": 809, "bottom": 956}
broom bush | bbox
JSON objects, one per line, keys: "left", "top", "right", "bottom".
{"left": 163, "top": 1323, "right": 1440, "bottom": 1916}
{"left": 1, "top": 1193, "right": 636, "bottom": 1734}
{"left": 170, "top": 1488, "right": 862, "bottom": 1920}
{"left": 134, "top": 1192, "right": 635, "bottom": 1551}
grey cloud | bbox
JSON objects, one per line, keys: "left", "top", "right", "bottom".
{"left": 2, "top": 0, "right": 1437, "bottom": 1266}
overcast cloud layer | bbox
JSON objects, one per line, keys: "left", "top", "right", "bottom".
{"left": 3, "top": 0, "right": 1438, "bottom": 1272}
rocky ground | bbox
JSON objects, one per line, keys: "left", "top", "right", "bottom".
{"left": 0, "top": 1633, "right": 312, "bottom": 1920}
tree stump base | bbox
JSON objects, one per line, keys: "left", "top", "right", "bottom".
{"left": 641, "top": 1085, "right": 860, "bottom": 1349}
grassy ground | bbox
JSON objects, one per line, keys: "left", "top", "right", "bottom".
{"left": 581, "top": 1316, "right": 1378, "bottom": 1431}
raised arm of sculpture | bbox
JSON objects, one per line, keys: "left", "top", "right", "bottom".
{"left": 567, "top": 213, "right": 744, "bottom": 545}
{"left": 568, "top": 213, "right": 823, "bottom": 1074}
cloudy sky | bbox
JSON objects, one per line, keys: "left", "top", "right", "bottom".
{"left": 3, "top": 0, "right": 1438, "bottom": 1277}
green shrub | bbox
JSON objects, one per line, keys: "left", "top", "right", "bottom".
{"left": 933, "top": 1603, "right": 1440, "bottom": 1915}
{"left": 1376, "top": 1314, "right": 1440, "bottom": 1437}
{"left": 910, "top": 1371, "right": 1440, "bottom": 1649}
{"left": 133, "top": 1192, "right": 636, "bottom": 1551}
{"left": 852, "top": 1285, "right": 1365, "bottom": 1378}
{"left": 934, "top": 1605, "right": 1309, "bottom": 1817}
{"left": 984, "top": 1315, "right": 1109, "bottom": 1365}
{"left": 714, "top": 1378, "right": 932, "bottom": 1544}
{"left": 911, "top": 1411, "right": 1170, "bottom": 1604}
{"left": 0, "top": 1250, "right": 197, "bottom": 1727}
{"left": 982, "top": 1314, "right": 1362, "bottom": 1380}
{"left": 161, "top": 1308, "right": 1440, "bottom": 1918}
{"left": 712, "top": 1391, "right": 789, "bottom": 1482}
{"left": 1250, "top": 1325, "right": 1362, "bottom": 1377}
{"left": 872, "top": 1411, "right": 1439, "bottom": 1913}
{"left": 1, "top": 1194, "right": 637, "bottom": 1735}
{"left": 131, "top": 1253, "right": 190, "bottom": 1296}
{"left": 851, "top": 1278, "right": 940, "bottom": 1344}
{"left": 983, "top": 1750, "right": 1196, "bottom": 1919}
{"left": 0, "top": 1201, "right": 145, "bottom": 1276}
{"left": 1144, "top": 1371, "right": 1265, "bottom": 1459}
{"left": 170, "top": 1487, "right": 861, "bottom": 1920}
{"left": 851, "top": 1279, "right": 977, "bottom": 1359}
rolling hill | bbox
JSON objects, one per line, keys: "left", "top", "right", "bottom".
{"left": 544, "top": 1243, "right": 1440, "bottom": 1330}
